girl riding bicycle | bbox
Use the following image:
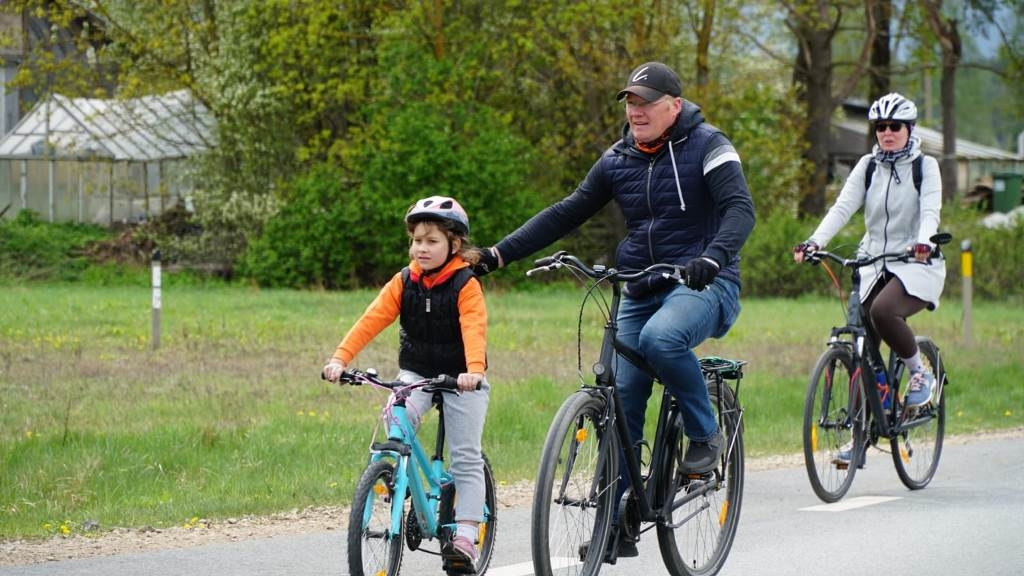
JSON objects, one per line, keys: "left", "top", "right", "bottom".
{"left": 323, "top": 195, "right": 489, "bottom": 567}
{"left": 793, "top": 93, "right": 946, "bottom": 439}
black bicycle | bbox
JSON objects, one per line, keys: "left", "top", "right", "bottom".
{"left": 527, "top": 251, "right": 745, "bottom": 576}
{"left": 799, "top": 233, "right": 951, "bottom": 503}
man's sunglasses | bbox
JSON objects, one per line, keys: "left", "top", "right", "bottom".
{"left": 874, "top": 122, "right": 904, "bottom": 133}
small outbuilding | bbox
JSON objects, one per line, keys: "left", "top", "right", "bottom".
{"left": 0, "top": 89, "right": 215, "bottom": 226}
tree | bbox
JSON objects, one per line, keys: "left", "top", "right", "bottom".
{"left": 785, "top": 0, "right": 877, "bottom": 216}
{"left": 920, "top": 0, "right": 961, "bottom": 202}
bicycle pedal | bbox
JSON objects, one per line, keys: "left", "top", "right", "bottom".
{"left": 442, "top": 559, "right": 477, "bottom": 575}
{"left": 441, "top": 542, "right": 477, "bottom": 575}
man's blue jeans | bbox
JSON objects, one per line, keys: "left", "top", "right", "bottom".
{"left": 615, "top": 277, "right": 741, "bottom": 452}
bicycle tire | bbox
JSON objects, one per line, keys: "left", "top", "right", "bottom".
{"left": 656, "top": 379, "right": 744, "bottom": 576}
{"left": 531, "top": 390, "right": 618, "bottom": 576}
{"left": 348, "top": 459, "right": 404, "bottom": 576}
{"left": 438, "top": 453, "right": 498, "bottom": 575}
{"left": 890, "top": 337, "right": 945, "bottom": 489}
{"left": 802, "top": 346, "right": 865, "bottom": 503}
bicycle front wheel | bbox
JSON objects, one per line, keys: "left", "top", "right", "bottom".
{"left": 656, "top": 379, "right": 744, "bottom": 576}
{"left": 531, "top": 390, "right": 618, "bottom": 576}
{"left": 891, "top": 337, "right": 945, "bottom": 489}
{"left": 803, "top": 345, "right": 865, "bottom": 503}
{"left": 348, "top": 459, "right": 404, "bottom": 576}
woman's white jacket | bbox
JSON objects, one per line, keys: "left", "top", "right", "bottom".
{"left": 809, "top": 136, "right": 946, "bottom": 309}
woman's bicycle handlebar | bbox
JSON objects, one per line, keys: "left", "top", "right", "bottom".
{"left": 526, "top": 250, "right": 690, "bottom": 286}
{"left": 800, "top": 232, "right": 953, "bottom": 269}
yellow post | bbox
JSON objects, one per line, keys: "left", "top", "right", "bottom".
{"left": 961, "top": 240, "right": 972, "bottom": 346}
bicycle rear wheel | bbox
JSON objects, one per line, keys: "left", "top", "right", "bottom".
{"left": 656, "top": 379, "right": 744, "bottom": 576}
{"left": 531, "top": 390, "right": 618, "bottom": 576}
{"left": 348, "top": 459, "right": 404, "bottom": 576}
{"left": 891, "top": 338, "right": 945, "bottom": 489}
{"left": 802, "top": 346, "right": 865, "bottom": 503}
{"left": 438, "top": 453, "right": 498, "bottom": 575}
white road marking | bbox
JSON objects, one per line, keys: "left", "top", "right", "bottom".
{"left": 800, "top": 496, "right": 901, "bottom": 512}
{"left": 486, "top": 557, "right": 579, "bottom": 576}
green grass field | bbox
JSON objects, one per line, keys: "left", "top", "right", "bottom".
{"left": 2, "top": 281, "right": 1022, "bottom": 539}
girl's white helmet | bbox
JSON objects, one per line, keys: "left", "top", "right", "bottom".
{"left": 868, "top": 93, "right": 918, "bottom": 123}
{"left": 405, "top": 196, "right": 470, "bottom": 235}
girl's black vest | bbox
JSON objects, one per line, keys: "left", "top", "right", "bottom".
{"left": 398, "top": 267, "right": 474, "bottom": 378}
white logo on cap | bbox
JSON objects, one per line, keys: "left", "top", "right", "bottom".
{"left": 631, "top": 66, "right": 650, "bottom": 83}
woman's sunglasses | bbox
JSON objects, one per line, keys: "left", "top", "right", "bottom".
{"left": 874, "top": 122, "right": 904, "bottom": 133}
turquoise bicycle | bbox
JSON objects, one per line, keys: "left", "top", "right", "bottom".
{"left": 335, "top": 368, "right": 497, "bottom": 576}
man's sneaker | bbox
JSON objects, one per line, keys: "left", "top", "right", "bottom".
{"left": 905, "top": 370, "right": 935, "bottom": 408}
{"left": 680, "top": 431, "right": 724, "bottom": 475}
{"left": 579, "top": 531, "right": 638, "bottom": 564}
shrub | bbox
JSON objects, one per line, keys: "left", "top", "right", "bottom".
{"left": 0, "top": 210, "right": 112, "bottom": 282}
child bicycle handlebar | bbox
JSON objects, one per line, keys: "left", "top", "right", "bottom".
{"left": 321, "top": 368, "right": 479, "bottom": 392}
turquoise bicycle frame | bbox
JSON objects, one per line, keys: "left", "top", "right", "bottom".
{"left": 363, "top": 398, "right": 456, "bottom": 542}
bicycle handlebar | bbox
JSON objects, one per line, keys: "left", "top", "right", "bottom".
{"left": 801, "top": 232, "right": 953, "bottom": 269}
{"left": 525, "top": 250, "right": 690, "bottom": 286}
{"left": 322, "top": 368, "right": 474, "bottom": 392}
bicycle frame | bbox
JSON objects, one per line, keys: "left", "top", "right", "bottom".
{"left": 564, "top": 261, "right": 738, "bottom": 527}
{"left": 817, "top": 246, "right": 947, "bottom": 442}
{"left": 364, "top": 388, "right": 455, "bottom": 543}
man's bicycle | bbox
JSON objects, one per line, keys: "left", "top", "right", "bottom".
{"left": 526, "top": 251, "right": 746, "bottom": 576}
{"left": 799, "top": 233, "right": 951, "bottom": 503}
{"left": 331, "top": 369, "right": 497, "bottom": 576}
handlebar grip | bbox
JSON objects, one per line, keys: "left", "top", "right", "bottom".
{"left": 432, "top": 374, "right": 482, "bottom": 391}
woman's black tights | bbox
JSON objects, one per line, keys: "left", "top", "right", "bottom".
{"left": 864, "top": 274, "right": 928, "bottom": 359}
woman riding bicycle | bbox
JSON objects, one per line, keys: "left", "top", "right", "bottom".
{"left": 794, "top": 93, "right": 947, "bottom": 444}
{"left": 322, "top": 196, "right": 490, "bottom": 567}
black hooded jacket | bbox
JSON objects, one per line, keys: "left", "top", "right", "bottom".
{"left": 495, "top": 101, "right": 755, "bottom": 293}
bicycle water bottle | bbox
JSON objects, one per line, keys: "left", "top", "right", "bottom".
{"left": 875, "top": 369, "right": 891, "bottom": 411}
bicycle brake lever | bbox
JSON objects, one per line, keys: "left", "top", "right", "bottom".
{"left": 526, "top": 261, "right": 561, "bottom": 277}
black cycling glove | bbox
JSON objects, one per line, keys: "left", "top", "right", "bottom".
{"left": 472, "top": 247, "right": 501, "bottom": 277}
{"left": 684, "top": 257, "right": 720, "bottom": 291}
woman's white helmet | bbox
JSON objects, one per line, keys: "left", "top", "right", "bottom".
{"left": 868, "top": 93, "right": 918, "bottom": 123}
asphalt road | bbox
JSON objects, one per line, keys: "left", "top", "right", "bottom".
{"left": 3, "top": 435, "right": 1022, "bottom": 576}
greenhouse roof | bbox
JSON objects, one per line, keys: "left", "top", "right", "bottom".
{"left": 0, "top": 89, "right": 215, "bottom": 162}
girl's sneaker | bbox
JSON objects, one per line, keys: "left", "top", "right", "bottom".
{"left": 905, "top": 370, "right": 935, "bottom": 407}
{"left": 451, "top": 535, "right": 478, "bottom": 562}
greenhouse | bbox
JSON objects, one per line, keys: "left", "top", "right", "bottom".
{"left": 0, "top": 89, "right": 214, "bottom": 226}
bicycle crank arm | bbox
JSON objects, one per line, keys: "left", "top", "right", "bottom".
{"left": 664, "top": 498, "right": 710, "bottom": 529}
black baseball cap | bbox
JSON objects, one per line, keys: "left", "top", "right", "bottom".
{"left": 616, "top": 62, "right": 683, "bottom": 102}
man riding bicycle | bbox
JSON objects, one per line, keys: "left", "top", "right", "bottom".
{"left": 474, "top": 61, "right": 756, "bottom": 559}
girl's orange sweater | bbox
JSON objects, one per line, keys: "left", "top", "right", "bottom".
{"left": 331, "top": 256, "right": 487, "bottom": 374}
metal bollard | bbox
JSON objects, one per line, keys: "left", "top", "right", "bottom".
{"left": 961, "top": 239, "right": 972, "bottom": 346}
{"left": 152, "top": 249, "right": 162, "bottom": 350}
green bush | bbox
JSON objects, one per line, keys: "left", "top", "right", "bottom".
{"left": 237, "top": 165, "right": 368, "bottom": 289}
{"left": 739, "top": 209, "right": 865, "bottom": 298}
{"left": 241, "top": 100, "right": 544, "bottom": 289}
{"left": 940, "top": 203, "right": 1024, "bottom": 301}
{"left": 0, "top": 210, "right": 112, "bottom": 282}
